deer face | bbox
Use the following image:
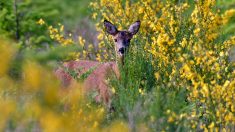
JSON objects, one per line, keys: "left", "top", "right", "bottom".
{"left": 104, "top": 20, "right": 141, "bottom": 64}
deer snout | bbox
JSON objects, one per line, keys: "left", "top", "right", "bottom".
{"left": 118, "top": 47, "right": 125, "bottom": 54}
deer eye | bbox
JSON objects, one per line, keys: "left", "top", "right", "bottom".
{"left": 114, "top": 39, "right": 117, "bottom": 42}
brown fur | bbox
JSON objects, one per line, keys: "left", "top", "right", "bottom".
{"left": 113, "top": 31, "right": 133, "bottom": 41}
{"left": 55, "top": 60, "right": 119, "bottom": 106}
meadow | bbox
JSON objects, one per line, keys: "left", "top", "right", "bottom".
{"left": 0, "top": 0, "right": 235, "bottom": 131}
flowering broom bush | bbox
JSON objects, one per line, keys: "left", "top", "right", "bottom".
{"left": 89, "top": 0, "right": 235, "bottom": 131}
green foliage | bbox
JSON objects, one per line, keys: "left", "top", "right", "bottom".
{"left": 0, "top": 0, "right": 54, "bottom": 47}
{"left": 0, "top": 0, "right": 91, "bottom": 49}
{"left": 0, "top": 0, "right": 15, "bottom": 38}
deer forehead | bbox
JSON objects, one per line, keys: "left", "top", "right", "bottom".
{"left": 113, "top": 31, "right": 132, "bottom": 40}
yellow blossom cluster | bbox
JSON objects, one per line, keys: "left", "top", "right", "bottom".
{"left": 37, "top": 19, "right": 73, "bottom": 45}
{"left": 91, "top": 0, "right": 235, "bottom": 131}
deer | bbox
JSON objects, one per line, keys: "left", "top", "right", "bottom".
{"left": 55, "top": 20, "right": 141, "bottom": 108}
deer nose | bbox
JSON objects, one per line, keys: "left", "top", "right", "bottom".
{"left": 119, "top": 48, "right": 125, "bottom": 54}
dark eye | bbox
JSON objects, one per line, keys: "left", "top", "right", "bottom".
{"left": 114, "top": 39, "right": 117, "bottom": 42}
{"left": 127, "top": 39, "right": 130, "bottom": 43}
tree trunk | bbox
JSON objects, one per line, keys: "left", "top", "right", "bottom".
{"left": 14, "top": 0, "right": 20, "bottom": 41}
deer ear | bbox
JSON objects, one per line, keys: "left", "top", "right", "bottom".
{"left": 104, "top": 20, "right": 118, "bottom": 35}
{"left": 128, "top": 20, "right": 141, "bottom": 35}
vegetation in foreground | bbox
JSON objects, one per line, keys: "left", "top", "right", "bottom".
{"left": 0, "top": 0, "right": 235, "bottom": 131}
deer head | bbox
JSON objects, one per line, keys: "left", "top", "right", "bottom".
{"left": 104, "top": 20, "right": 141, "bottom": 64}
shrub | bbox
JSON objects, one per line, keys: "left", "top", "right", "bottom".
{"left": 91, "top": 0, "right": 235, "bottom": 131}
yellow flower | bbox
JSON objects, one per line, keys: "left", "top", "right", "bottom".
{"left": 167, "top": 116, "right": 174, "bottom": 123}
{"left": 40, "top": 112, "right": 63, "bottom": 132}
{"left": 154, "top": 72, "right": 160, "bottom": 80}
{"left": 138, "top": 88, "right": 144, "bottom": 95}
{"left": 138, "top": 7, "right": 144, "bottom": 14}
{"left": 0, "top": 39, "right": 16, "bottom": 76}
{"left": 60, "top": 25, "right": 64, "bottom": 32}
{"left": 105, "top": 121, "right": 129, "bottom": 132}
{"left": 92, "top": 13, "right": 97, "bottom": 19}
{"left": 193, "top": 28, "right": 200, "bottom": 36}
{"left": 208, "top": 122, "right": 215, "bottom": 129}
{"left": 37, "top": 18, "right": 45, "bottom": 25}
{"left": 23, "top": 62, "right": 42, "bottom": 90}
{"left": 111, "top": 87, "right": 116, "bottom": 94}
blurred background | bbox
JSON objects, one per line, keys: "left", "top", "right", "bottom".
{"left": 0, "top": 0, "right": 95, "bottom": 48}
